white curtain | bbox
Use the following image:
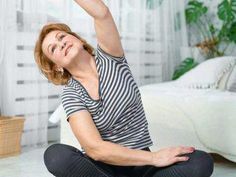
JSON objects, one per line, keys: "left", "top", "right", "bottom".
{"left": 0, "top": 0, "right": 17, "bottom": 115}
{"left": 118, "top": 0, "right": 163, "bottom": 85}
{"left": 0, "top": 0, "right": 63, "bottom": 150}
{"left": 159, "top": 0, "right": 188, "bottom": 81}
{"left": 105, "top": 0, "right": 188, "bottom": 84}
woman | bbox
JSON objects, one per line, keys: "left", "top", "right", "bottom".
{"left": 34, "top": 0, "right": 214, "bottom": 177}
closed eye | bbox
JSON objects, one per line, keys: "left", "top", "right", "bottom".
{"left": 59, "top": 34, "right": 65, "bottom": 40}
{"left": 50, "top": 33, "right": 66, "bottom": 54}
{"left": 51, "top": 45, "right": 56, "bottom": 53}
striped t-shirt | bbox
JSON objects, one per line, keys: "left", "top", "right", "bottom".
{"left": 61, "top": 44, "right": 153, "bottom": 150}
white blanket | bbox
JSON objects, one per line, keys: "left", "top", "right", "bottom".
{"left": 139, "top": 81, "right": 236, "bottom": 162}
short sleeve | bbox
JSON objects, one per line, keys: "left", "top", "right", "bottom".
{"left": 96, "top": 44, "right": 128, "bottom": 64}
{"left": 61, "top": 86, "right": 88, "bottom": 122}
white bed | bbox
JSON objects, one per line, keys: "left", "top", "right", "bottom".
{"left": 139, "top": 81, "right": 236, "bottom": 162}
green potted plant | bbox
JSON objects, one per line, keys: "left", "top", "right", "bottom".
{"left": 172, "top": 0, "right": 236, "bottom": 80}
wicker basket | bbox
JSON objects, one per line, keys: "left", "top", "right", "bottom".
{"left": 0, "top": 116, "right": 25, "bottom": 158}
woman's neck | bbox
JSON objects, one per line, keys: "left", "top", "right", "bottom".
{"left": 67, "top": 50, "right": 98, "bottom": 82}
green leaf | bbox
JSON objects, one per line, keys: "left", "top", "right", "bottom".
{"left": 218, "top": 25, "right": 229, "bottom": 40}
{"left": 217, "top": 0, "right": 236, "bottom": 23}
{"left": 185, "top": 0, "right": 208, "bottom": 24}
{"left": 209, "top": 24, "right": 217, "bottom": 35}
{"left": 228, "top": 22, "right": 236, "bottom": 43}
{"left": 172, "top": 58, "right": 199, "bottom": 80}
{"left": 218, "top": 20, "right": 236, "bottom": 42}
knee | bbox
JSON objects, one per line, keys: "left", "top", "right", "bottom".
{"left": 44, "top": 143, "right": 81, "bottom": 176}
{"left": 188, "top": 150, "right": 214, "bottom": 177}
{"left": 44, "top": 144, "right": 64, "bottom": 176}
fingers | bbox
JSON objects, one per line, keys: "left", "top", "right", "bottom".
{"left": 170, "top": 146, "right": 195, "bottom": 164}
{"left": 171, "top": 156, "right": 190, "bottom": 164}
{"left": 153, "top": 146, "right": 196, "bottom": 167}
{"left": 175, "top": 146, "right": 195, "bottom": 156}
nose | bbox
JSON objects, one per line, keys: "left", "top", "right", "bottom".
{"left": 59, "top": 41, "right": 66, "bottom": 50}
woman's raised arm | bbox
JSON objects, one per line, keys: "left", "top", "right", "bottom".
{"left": 74, "top": 0, "right": 124, "bottom": 58}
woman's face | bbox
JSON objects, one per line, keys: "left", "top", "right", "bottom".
{"left": 42, "top": 30, "right": 84, "bottom": 69}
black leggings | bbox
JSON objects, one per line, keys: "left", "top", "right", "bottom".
{"left": 44, "top": 143, "right": 214, "bottom": 177}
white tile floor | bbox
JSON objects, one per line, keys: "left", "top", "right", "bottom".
{"left": 0, "top": 143, "right": 236, "bottom": 177}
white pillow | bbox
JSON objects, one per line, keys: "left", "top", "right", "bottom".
{"left": 218, "top": 66, "right": 235, "bottom": 90}
{"left": 49, "top": 104, "right": 66, "bottom": 124}
{"left": 176, "top": 56, "right": 236, "bottom": 89}
{"left": 226, "top": 66, "right": 236, "bottom": 92}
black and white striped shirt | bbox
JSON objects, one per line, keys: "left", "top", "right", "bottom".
{"left": 61, "top": 44, "right": 153, "bottom": 150}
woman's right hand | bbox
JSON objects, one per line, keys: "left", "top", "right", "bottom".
{"left": 151, "top": 146, "right": 195, "bottom": 167}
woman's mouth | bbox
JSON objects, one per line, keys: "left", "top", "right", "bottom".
{"left": 65, "top": 44, "right": 73, "bottom": 56}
